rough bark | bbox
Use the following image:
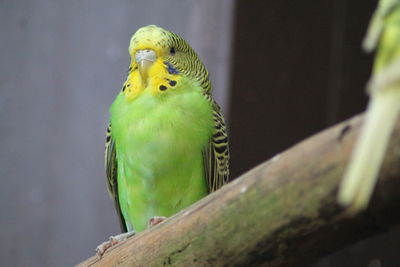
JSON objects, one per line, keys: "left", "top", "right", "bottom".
{"left": 76, "top": 114, "right": 400, "bottom": 267}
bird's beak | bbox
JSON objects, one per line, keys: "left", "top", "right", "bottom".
{"left": 135, "top": 49, "right": 156, "bottom": 82}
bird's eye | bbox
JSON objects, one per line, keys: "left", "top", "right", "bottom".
{"left": 169, "top": 47, "right": 176, "bottom": 55}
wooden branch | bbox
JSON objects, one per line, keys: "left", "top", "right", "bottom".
{"left": 76, "top": 114, "right": 400, "bottom": 267}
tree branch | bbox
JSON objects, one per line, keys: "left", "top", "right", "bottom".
{"left": 76, "top": 114, "right": 400, "bottom": 267}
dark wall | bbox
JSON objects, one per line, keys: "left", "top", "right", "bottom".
{"left": 229, "top": 1, "right": 374, "bottom": 178}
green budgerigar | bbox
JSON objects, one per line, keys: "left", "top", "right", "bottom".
{"left": 97, "top": 25, "right": 229, "bottom": 255}
{"left": 338, "top": 0, "right": 400, "bottom": 213}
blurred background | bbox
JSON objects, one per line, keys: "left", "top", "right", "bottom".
{"left": 1, "top": 0, "right": 399, "bottom": 266}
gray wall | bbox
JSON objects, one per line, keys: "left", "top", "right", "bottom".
{"left": 0, "top": 1, "right": 234, "bottom": 266}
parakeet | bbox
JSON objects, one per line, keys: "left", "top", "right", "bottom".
{"left": 338, "top": 0, "right": 400, "bottom": 213}
{"left": 97, "top": 25, "right": 229, "bottom": 255}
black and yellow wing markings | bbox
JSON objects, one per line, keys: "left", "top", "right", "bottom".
{"left": 203, "top": 99, "right": 230, "bottom": 192}
{"left": 105, "top": 124, "right": 127, "bottom": 232}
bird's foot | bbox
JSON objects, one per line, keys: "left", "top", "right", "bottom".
{"left": 148, "top": 216, "right": 167, "bottom": 228}
{"left": 96, "top": 230, "right": 135, "bottom": 257}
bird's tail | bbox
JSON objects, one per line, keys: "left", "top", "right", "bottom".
{"left": 338, "top": 87, "right": 400, "bottom": 213}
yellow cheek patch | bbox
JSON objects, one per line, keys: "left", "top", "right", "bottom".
{"left": 122, "top": 60, "right": 181, "bottom": 101}
{"left": 148, "top": 60, "right": 181, "bottom": 95}
{"left": 123, "top": 70, "right": 145, "bottom": 101}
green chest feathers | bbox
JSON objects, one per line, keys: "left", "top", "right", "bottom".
{"left": 109, "top": 82, "right": 213, "bottom": 231}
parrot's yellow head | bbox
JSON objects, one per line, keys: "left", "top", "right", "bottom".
{"left": 122, "top": 25, "right": 210, "bottom": 100}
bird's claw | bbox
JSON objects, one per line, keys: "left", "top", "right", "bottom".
{"left": 95, "top": 231, "right": 135, "bottom": 257}
{"left": 96, "top": 240, "right": 113, "bottom": 257}
{"left": 148, "top": 216, "right": 167, "bottom": 228}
